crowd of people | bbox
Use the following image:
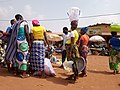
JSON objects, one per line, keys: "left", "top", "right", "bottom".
{"left": 0, "top": 13, "right": 120, "bottom": 81}
{"left": 61, "top": 21, "right": 89, "bottom": 80}
{"left": 0, "top": 14, "right": 55, "bottom": 78}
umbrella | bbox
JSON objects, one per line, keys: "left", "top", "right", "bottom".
{"left": 46, "top": 33, "right": 63, "bottom": 42}
{"left": 89, "top": 35, "right": 105, "bottom": 42}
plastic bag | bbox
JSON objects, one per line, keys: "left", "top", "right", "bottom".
{"left": 63, "top": 61, "right": 74, "bottom": 72}
{"left": 67, "top": 7, "right": 80, "bottom": 22}
{"left": 44, "top": 58, "right": 56, "bottom": 76}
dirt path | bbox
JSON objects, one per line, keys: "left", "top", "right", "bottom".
{"left": 0, "top": 55, "right": 120, "bottom": 90}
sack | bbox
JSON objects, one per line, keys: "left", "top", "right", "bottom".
{"left": 44, "top": 58, "right": 56, "bottom": 76}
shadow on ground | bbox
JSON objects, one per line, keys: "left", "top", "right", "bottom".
{"left": 88, "top": 69, "right": 113, "bottom": 75}
{"left": 0, "top": 67, "right": 76, "bottom": 85}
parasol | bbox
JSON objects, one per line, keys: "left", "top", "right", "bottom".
{"left": 89, "top": 35, "right": 105, "bottom": 42}
{"left": 46, "top": 33, "right": 63, "bottom": 42}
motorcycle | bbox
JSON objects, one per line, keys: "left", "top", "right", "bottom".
{"left": 89, "top": 41, "right": 109, "bottom": 56}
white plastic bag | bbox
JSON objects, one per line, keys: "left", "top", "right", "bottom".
{"left": 44, "top": 58, "right": 56, "bottom": 76}
{"left": 67, "top": 7, "right": 80, "bottom": 22}
{"left": 63, "top": 61, "right": 74, "bottom": 73}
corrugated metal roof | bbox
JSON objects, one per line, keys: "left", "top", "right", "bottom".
{"left": 88, "top": 23, "right": 110, "bottom": 27}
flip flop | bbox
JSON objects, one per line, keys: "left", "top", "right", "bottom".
{"left": 20, "top": 74, "right": 30, "bottom": 78}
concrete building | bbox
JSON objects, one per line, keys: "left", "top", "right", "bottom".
{"left": 87, "top": 23, "right": 120, "bottom": 42}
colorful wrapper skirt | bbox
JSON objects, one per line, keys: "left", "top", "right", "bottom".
{"left": 65, "top": 44, "right": 79, "bottom": 61}
{"left": 30, "top": 41, "right": 45, "bottom": 71}
{"left": 109, "top": 49, "right": 120, "bottom": 71}
{"left": 14, "top": 37, "right": 29, "bottom": 71}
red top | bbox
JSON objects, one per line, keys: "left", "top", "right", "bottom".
{"left": 80, "top": 34, "right": 89, "bottom": 46}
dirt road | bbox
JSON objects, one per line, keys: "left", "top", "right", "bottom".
{"left": 0, "top": 55, "right": 120, "bottom": 90}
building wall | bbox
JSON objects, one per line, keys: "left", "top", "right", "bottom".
{"left": 100, "top": 25, "right": 110, "bottom": 33}
{"left": 87, "top": 24, "right": 111, "bottom": 36}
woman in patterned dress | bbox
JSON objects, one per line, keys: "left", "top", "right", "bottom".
{"left": 78, "top": 27, "right": 89, "bottom": 77}
{"left": 30, "top": 20, "right": 49, "bottom": 77}
{"left": 5, "top": 14, "right": 31, "bottom": 78}
{"left": 108, "top": 31, "right": 120, "bottom": 74}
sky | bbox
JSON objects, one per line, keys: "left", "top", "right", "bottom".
{"left": 0, "top": 0, "right": 120, "bottom": 32}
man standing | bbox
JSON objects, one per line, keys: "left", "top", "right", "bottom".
{"left": 59, "top": 27, "right": 70, "bottom": 68}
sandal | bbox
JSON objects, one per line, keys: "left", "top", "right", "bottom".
{"left": 20, "top": 74, "right": 30, "bottom": 78}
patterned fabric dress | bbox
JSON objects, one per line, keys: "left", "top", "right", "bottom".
{"left": 30, "top": 25, "right": 46, "bottom": 73}
{"left": 30, "top": 41, "right": 45, "bottom": 71}
{"left": 109, "top": 49, "right": 120, "bottom": 71}
{"left": 65, "top": 29, "right": 80, "bottom": 79}
{"left": 109, "top": 37, "right": 120, "bottom": 72}
{"left": 65, "top": 30, "right": 79, "bottom": 61}
{"left": 14, "top": 21, "right": 29, "bottom": 71}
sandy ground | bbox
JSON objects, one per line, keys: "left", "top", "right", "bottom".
{"left": 0, "top": 55, "right": 120, "bottom": 90}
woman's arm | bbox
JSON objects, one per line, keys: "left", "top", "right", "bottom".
{"left": 24, "top": 25, "right": 31, "bottom": 48}
{"left": 29, "top": 32, "right": 34, "bottom": 45}
{"left": 44, "top": 32, "right": 50, "bottom": 51}
{"left": 70, "top": 37, "right": 74, "bottom": 58}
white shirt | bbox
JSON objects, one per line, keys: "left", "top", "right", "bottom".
{"left": 62, "top": 32, "right": 71, "bottom": 50}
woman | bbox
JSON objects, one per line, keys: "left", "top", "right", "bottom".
{"left": 30, "top": 20, "right": 49, "bottom": 77}
{"left": 65, "top": 20, "right": 79, "bottom": 81}
{"left": 108, "top": 31, "right": 120, "bottom": 74}
{"left": 78, "top": 27, "right": 89, "bottom": 77}
{"left": 5, "top": 14, "right": 31, "bottom": 78}
{"left": 4, "top": 19, "right": 16, "bottom": 73}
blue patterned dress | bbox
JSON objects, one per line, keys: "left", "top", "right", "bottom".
{"left": 14, "top": 21, "right": 29, "bottom": 71}
{"left": 30, "top": 26, "right": 46, "bottom": 73}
